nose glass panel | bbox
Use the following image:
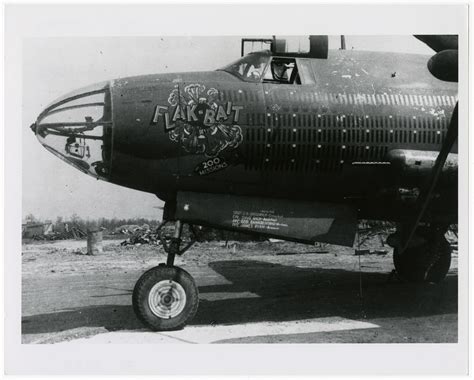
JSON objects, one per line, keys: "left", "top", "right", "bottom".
{"left": 35, "top": 83, "right": 112, "bottom": 180}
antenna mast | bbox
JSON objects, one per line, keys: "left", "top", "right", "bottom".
{"left": 340, "top": 35, "right": 346, "bottom": 50}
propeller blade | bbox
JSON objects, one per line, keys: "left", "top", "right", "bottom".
{"left": 414, "top": 35, "right": 458, "bottom": 83}
{"left": 428, "top": 49, "right": 458, "bottom": 82}
{"left": 414, "top": 35, "right": 458, "bottom": 52}
{"left": 399, "top": 36, "right": 459, "bottom": 255}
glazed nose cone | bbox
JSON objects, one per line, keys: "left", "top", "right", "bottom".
{"left": 32, "top": 81, "right": 113, "bottom": 180}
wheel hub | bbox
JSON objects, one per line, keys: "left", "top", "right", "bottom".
{"left": 148, "top": 280, "right": 186, "bottom": 319}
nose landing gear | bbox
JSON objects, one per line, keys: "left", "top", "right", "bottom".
{"left": 132, "top": 221, "right": 199, "bottom": 331}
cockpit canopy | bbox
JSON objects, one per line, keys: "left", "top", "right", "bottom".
{"left": 219, "top": 51, "right": 314, "bottom": 85}
{"left": 219, "top": 51, "right": 272, "bottom": 83}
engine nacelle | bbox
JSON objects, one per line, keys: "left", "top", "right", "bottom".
{"left": 387, "top": 149, "right": 458, "bottom": 187}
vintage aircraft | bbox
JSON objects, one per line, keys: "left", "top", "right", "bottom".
{"left": 31, "top": 35, "right": 458, "bottom": 331}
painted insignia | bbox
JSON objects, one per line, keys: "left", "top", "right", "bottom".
{"left": 194, "top": 156, "right": 229, "bottom": 176}
{"left": 152, "top": 84, "right": 244, "bottom": 157}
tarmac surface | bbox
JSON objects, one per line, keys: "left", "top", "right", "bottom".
{"left": 22, "top": 238, "right": 458, "bottom": 344}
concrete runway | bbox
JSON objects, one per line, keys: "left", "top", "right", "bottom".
{"left": 22, "top": 255, "right": 458, "bottom": 344}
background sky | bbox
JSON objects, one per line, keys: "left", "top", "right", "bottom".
{"left": 22, "top": 36, "right": 433, "bottom": 222}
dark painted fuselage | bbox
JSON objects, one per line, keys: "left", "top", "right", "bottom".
{"left": 34, "top": 49, "right": 458, "bottom": 223}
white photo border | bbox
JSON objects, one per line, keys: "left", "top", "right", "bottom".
{"left": 4, "top": 3, "right": 470, "bottom": 375}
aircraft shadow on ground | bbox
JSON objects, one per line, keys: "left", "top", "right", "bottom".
{"left": 21, "top": 304, "right": 143, "bottom": 336}
{"left": 22, "top": 259, "right": 458, "bottom": 336}
{"left": 194, "top": 260, "right": 457, "bottom": 326}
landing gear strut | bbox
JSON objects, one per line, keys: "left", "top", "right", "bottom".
{"left": 132, "top": 220, "right": 199, "bottom": 331}
{"left": 390, "top": 225, "right": 452, "bottom": 283}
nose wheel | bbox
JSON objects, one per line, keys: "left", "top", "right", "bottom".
{"left": 132, "top": 220, "right": 199, "bottom": 331}
{"left": 133, "top": 265, "right": 199, "bottom": 331}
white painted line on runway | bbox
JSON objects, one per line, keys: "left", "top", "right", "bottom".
{"left": 198, "top": 291, "right": 260, "bottom": 301}
{"left": 56, "top": 317, "right": 379, "bottom": 344}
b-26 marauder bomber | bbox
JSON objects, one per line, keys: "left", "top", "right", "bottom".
{"left": 31, "top": 35, "right": 458, "bottom": 331}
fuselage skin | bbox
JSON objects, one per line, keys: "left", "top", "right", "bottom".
{"left": 35, "top": 49, "right": 458, "bottom": 224}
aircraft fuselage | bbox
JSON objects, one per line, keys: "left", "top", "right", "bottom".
{"left": 33, "top": 49, "right": 458, "bottom": 224}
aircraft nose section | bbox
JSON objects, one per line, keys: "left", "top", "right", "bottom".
{"left": 32, "top": 81, "right": 113, "bottom": 180}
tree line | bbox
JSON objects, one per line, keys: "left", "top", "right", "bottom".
{"left": 23, "top": 213, "right": 160, "bottom": 232}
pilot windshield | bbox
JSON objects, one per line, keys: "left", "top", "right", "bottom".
{"left": 219, "top": 52, "right": 271, "bottom": 82}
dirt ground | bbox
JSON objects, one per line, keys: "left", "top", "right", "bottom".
{"left": 22, "top": 236, "right": 458, "bottom": 344}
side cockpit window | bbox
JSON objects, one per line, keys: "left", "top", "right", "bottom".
{"left": 297, "top": 59, "right": 316, "bottom": 85}
{"left": 263, "top": 58, "right": 301, "bottom": 85}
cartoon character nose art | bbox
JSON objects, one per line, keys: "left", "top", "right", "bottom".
{"left": 152, "top": 83, "right": 243, "bottom": 157}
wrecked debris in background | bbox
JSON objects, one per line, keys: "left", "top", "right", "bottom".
{"left": 22, "top": 218, "right": 458, "bottom": 257}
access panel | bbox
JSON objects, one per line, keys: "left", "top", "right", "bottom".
{"left": 175, "top": 191, "right": 357, "bottom": 246}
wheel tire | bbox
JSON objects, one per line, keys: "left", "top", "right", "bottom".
{"left": 393, "top": 237, "right": 451, "bottom": 283}
{"left": 133, "top": 266, "right": 199, "bottom": 331}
